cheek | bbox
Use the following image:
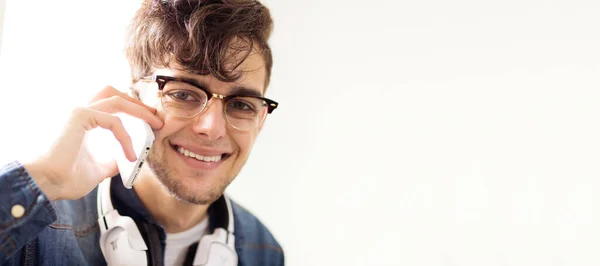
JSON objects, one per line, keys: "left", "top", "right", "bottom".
{"left": 232, "top": 131, "right": 259, "bottom": 156}
{"left": 152, "top": 113, "right": 187, "bottom": 142}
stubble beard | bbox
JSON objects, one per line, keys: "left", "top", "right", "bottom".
{"left": 145, "top": 145, "right": 234, "bottom": 205}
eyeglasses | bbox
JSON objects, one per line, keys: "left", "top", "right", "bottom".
{"left": 140, "top": 75, "right": 278, "bottom": 131}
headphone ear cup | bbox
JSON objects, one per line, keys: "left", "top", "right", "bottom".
{"left": 202, "top": 241, "right": 237, "bottom": 266}
{"left": 99, "top": 212, "right": 149, "bottom": 266}
{"left": 193, "top": 228, "right": 237, "bottom": 266}
{"left": 100, "top": 226, "right": 148, "bottom": 266}
{"left": 101, "top": 227, "right": 148, "bottom": 266}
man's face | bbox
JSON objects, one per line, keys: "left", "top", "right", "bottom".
{"left": 139, "top": 53, "right": 267, "bottom": 205}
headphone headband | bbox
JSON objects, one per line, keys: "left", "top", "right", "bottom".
{"left": 96, "top": 178, "right": 237, "bottom": 266}
{"left": 97, "top": 179, "right": 114, "bottom": 219}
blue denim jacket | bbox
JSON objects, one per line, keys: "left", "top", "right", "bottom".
{"left": 0, "top": 161, "right": 284, "bottom": 265}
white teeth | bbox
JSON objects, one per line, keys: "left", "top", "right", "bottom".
{"left": 177, "top": 146, "right": 222, "bottom": 162}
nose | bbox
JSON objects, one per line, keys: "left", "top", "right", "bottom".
{"left": 191, "top": 100, "right": 227, "bottom": 141}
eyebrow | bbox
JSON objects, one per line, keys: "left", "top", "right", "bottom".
{"left": 175, "top": 75, "right": 263, "bottom": 97}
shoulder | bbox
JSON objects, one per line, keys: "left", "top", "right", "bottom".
{"left": 230, "top": 199, "right": 285, "bottom": 265}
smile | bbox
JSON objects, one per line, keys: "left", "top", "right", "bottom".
{"left": 178, "top": 146, "right": 225, "bottom": 162}
{"left": 171, "top": 144, "right": 232, "bottom": 166}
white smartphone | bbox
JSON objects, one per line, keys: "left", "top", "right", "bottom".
{"left": 114, "top": 113, "right": 155, "bottom": 189}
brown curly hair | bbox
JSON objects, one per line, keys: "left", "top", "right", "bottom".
{"left": 126, "top": 0, "right": 274, "bottom": 87}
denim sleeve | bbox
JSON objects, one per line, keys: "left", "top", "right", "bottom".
{"left": 0, "top": 161, "right": 57, "bottom": 263}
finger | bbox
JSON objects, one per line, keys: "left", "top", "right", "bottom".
{"left": 84, "top": 110, "right": 137, "bottom": 162}
{"left": 89, "top": 95, "right": 164, "bottom": 129}
{"left": 90, "top": 86, "right": 157, "bottom": 114}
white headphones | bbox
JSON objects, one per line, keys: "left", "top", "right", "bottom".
{"left": 96, "top": 179, "right": 238, "bottom": 266}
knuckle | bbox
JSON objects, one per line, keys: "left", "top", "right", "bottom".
{"left": 70, "top": 106, "right": 87, "bottom": 117}
{"left": 70, "top": 107, "right": 92, "bottom": 126}
{"left": 108, "top": 95, "right": 124, "bottom": 105}
{"left": 111, "top": 115, "right": 123, "bottom": 127}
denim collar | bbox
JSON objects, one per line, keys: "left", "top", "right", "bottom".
{"left": 108, "top": 175, "right": 232, "bottom": 234}
{"left": 108, "top": 174, "right": 248, "bottom": 257}
{"left": 109, "top": 175, "right": 158, "bottom": 225}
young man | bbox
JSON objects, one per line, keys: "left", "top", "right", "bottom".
{"left": 0, "top": 0, "right": 283, "bottom": 265}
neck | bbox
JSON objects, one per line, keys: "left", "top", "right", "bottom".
{"left": 134, "top": 167, "right": 209, "bottom": 234}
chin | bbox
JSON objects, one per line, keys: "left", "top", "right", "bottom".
{"left": 149, "top": 161, "right": 234, "bottom": 205}
{"left": 146, "top": 141, "right": 239, "bottom": 204}
{"left": 160, "top": 174, "right": 225, "bottom": 205}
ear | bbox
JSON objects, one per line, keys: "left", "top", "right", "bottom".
{"left": 130, "top": 77, "right": 149, "bottom": 99}
{"left": 129, "top": 86, "right": 141, "bottom": 100}
{"left": 130, "top": 81, "right": 160, "bottom": 108}
{"left": 257, "top": 122, "right": 264, "bottom": 133}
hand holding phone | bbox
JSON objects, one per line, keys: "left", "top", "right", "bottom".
{"left": 22, "top": 86, "right": 163, "bottom": 201}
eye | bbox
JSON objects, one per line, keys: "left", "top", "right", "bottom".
{"left": 167, "top": 90, "right": 199, "bottom": 102}
{"left": 228, "top": 98, "right": 256, "bottom": 111}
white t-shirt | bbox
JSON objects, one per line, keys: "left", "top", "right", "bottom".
{"left": 164, "top": 217, "right": 209, "bottom": 266}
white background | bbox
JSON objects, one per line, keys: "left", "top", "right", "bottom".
{"left": 1, "top": 0, "right": 600, "bottom": 265}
